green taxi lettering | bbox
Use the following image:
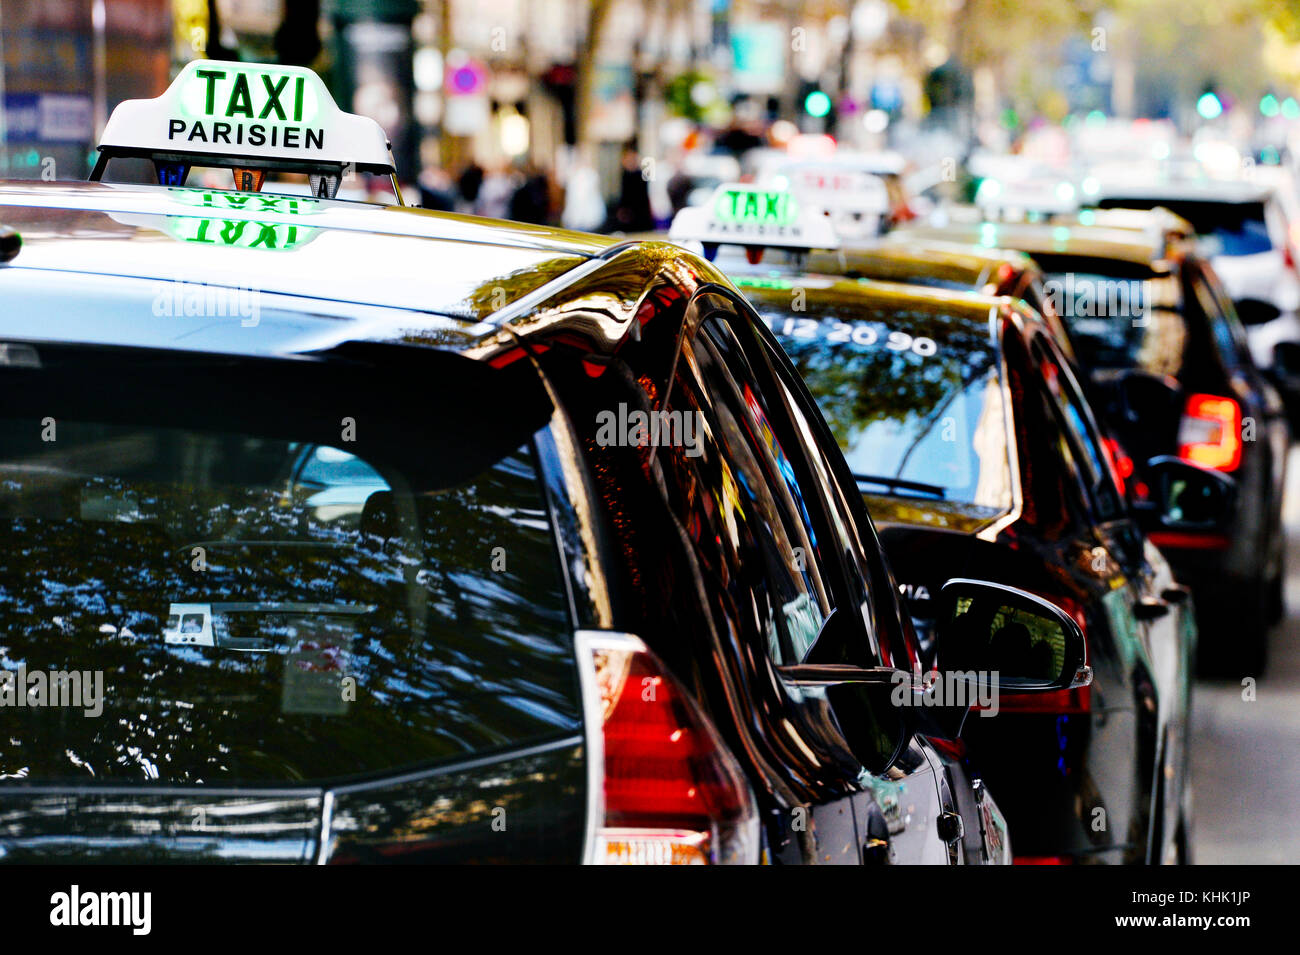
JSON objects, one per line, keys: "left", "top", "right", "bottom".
{"left": 173, "top": 189, "right": 319, "bottom": 216}
{"left": 174, "top": 217, "right": 311, "bottom": 251}
{"left": 717, "top": 189, "right": 795, "bottom": 226}
{"left": 172, "top": 68, "right": 323, "bottom": 151}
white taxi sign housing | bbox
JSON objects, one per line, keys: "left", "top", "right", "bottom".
{"left": 669, "top": 183, "right": 840, "bottom": 255}
{"left": 768, "top": 160, "right": 891, "bottom": 238}
{"left": 91, "top": 60, "right": 396, "bottom": 181}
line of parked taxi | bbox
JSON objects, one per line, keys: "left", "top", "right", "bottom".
{"left": 655, "top": 155, "right": 1279, "bottom": 863}
{"left": 0, "top": 61, "right": 1267, "bottom": 865}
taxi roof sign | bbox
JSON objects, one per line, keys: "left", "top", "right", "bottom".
{"left": 91, "top": 60, "right": 397, "bottom": 196}
{"left": 669, "top": 183, "right": 840, "bottom": 256}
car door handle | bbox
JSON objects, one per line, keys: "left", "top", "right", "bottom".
{"left": 1134, "top": 596, "right": 1171, "bottom": 621}
{"left": 1161, "top": 585, "right": 1191, "bottom": 605}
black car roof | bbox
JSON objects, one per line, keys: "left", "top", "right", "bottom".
{"left": 0, "top": 180, "right": 677, "bottom": 360}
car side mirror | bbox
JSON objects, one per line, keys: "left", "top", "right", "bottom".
{"left": 932, "top": 579, "right": 1091, "bottom": 693}
{"left": 1133, "top": 454, "right": 1236, "bottom": 533}
{"left": 1234, "top": 297, "right": 1281, "bottom": 327}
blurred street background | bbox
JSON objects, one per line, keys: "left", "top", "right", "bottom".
{"left": 4, "top": 0, "right": 1300, "bottom": 227}
{"left": 4, "top": 0, "right": 1300, "bottom": 864}
{"left": 1193, "top": 444, "right": 1300, "bottom": 864}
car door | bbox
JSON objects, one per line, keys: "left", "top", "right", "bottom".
{"left": 1190, "top": 259, "right": 1288, "bottom": 555}
{"left": 1029, "top": 327, "right": 1182, "bottom": 858}
{"left": 651, "top": 297, "right": 867, "bottom": 863}
{"left": 702, "top": 297, "right": 955, "bottom": 864}
{"left": 1028, "top": 327, "right": 1169, "bottom": 681}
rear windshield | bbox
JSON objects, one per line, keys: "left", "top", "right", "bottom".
{"left": 752, "top": 295, "right": 1012, "bottom": 512}
{"left": 1054, "top": 304, "right": 1189, "bottom": 378}
{"left": 1097, "top": 197, "right": 1272, "bottom": 256}
{"left": 0, "top": 348, "right": 579, "bottom": 786}
{"left": 1036, "top": 260, "right": 1189, "bottom": 378}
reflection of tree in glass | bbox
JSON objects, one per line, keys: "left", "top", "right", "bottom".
{"left": 0, "top": 427, "right": 578, "bottom": 786}
{"left": 747, "top": 290, "right": 996, "bottom": 455}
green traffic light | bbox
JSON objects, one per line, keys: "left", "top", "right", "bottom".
{"left": 804, "top": 90, "right": 832, "bottom": 118}
{"left": 1196, "top": 92, "right": 1223, "bottom": 120}
{"left": 1261, "top": 94, "right": 1280, "bottom": 117}
{"left": 1284, "top": 98, "right": 1300, "bottom": 120}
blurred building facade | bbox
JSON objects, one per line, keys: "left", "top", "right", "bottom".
{"left": 0, "top": 0, "right": 170, "bottom": 179}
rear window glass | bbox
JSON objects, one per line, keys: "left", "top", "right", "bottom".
{"left": 1044, "top": 270, "right": 1188, "bottom": 377}
{"left": 752, "top": 295, "right": 1012, "bottom": 512}
{"left": 1097, "top": 198, "right": 1272, "bottom": 256}
{"left": 0, "top": 353, "right": 578, "bottom": 786}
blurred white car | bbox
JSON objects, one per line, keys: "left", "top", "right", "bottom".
{"left": 1084, "top": 176, "right": 1300, "bottom": 369}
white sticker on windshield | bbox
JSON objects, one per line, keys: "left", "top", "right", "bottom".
{"left": 771, "top": 316, "right": 938, "bottom": 357}
{"left": 281, "top": 635, "right": 350, "bottom": 716}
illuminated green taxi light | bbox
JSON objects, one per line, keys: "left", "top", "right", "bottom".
{"left": 735, "top": 277, "right": 795, "bottom": 290}
{"left": 171, "top": 188, "right": 323, "bottom": 215}
{"left": 164, "top": 216, "right": 319, "bottom": 251}
{"left": 95, "top": 59, "right": 394, "bottom": 176}
{"left": 714, "top": 188, "right": 799, "bottom": 228}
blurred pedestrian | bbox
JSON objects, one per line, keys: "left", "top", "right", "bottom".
{"left": 418, "top": 168, "right": 456, "bottom": 212}
{"left": 667, "top": 165, "right": 693, "bottom": 217}
{"left": 476, "top": 162, "right": 517, "bottom": 219}
{"left": 508, "top": 162, "right": 553, "bottom": 225}
{"left": 456, "top": 162, "right": 484, "bottom": 214}
{"left": 606, "top": 144, "right": 654, "bottom": 233}
{"left": 562, "top": 160, "right": 606, "bottom": 232}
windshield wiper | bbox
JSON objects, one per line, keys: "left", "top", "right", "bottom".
{"left": 853, "top": 473, "right": 947, "bottom": 499}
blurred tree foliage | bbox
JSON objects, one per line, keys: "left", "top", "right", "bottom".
{"left": 894, "top": 0, "right": 1295, "bottom": 117}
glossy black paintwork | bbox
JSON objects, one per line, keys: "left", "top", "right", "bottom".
{"left": 526, "top": 277, "right": 965, "bottom": 864}
{"left": 0, "top": 180, "right": 991, "bottom": 863}
{"left": 916, "top": 229, "right": 1289, "bottom": 670}
{"left": 735, "top": 274, "right": 1193, "bottom": 864}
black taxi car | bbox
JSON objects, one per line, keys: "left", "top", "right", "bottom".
{"left": 905, "top": 216, "right": 1289, "bottom": 674}
{"left": 670, "top": 184, "right": 1231, "bottom": 863}
{"left": 0, "top": 61, "right": 1085, "bottom": 864}
{"left": 804, "top": 235, "right": 1079, "bottom": 369}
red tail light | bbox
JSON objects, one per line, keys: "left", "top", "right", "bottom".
{"left": 1177, "top": 393, "right": 1242, "bottom": 472}
{"left": 1016, "top": 855, "right": 1074, "bottom": 865}
{"left": 1102, "top": 436, "right": 1133, "bottom": 496}
{"left": 576, "top": 631, "right": 759, "bottom": 865}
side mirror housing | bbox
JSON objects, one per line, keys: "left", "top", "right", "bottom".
{"left": 932, "top": 578, "right": 1091, "bottom": 693}
{"left": 1234, "top": 297, "right": 1282, "bottom": 327}
{"left": 1133, "top": 454, "right": 1236, "bottom": 533}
